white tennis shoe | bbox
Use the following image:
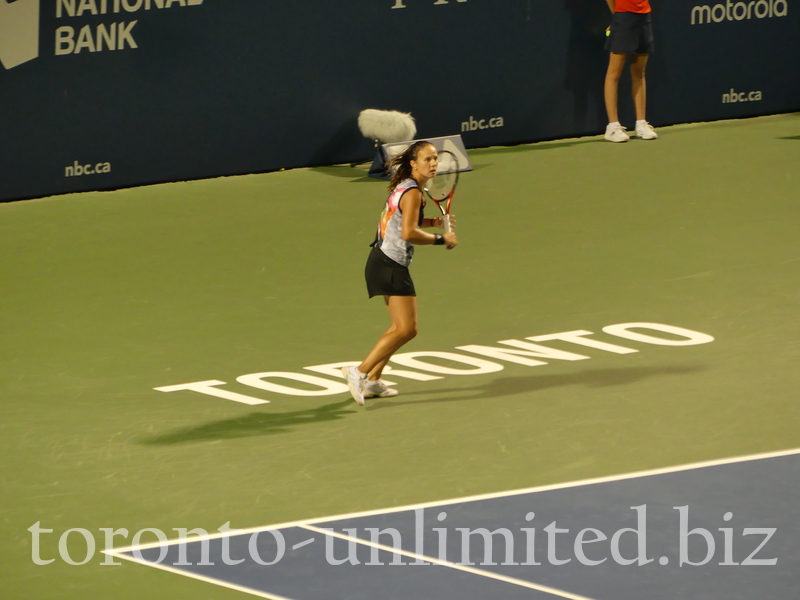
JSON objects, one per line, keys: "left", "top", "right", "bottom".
{"left": 364, "top": 380, "right": 399, "bottom": 399}
{"left": 342, "top": 366, "right": 367, "bottom": 406}
{"left": 604, "top": 123, "right": 629, "bottom": 143}
{"left": 634, "top": 121, "right": 658, "bottom": 140}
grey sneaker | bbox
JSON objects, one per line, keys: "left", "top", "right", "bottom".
{"left": 342, "top": 366, "right": 367, "bottom": 405}
{"left": 364, "top": 380, "right": 399, "bottom": 399}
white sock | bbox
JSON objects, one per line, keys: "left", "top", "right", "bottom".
{"left": 636, "top": 120, "right": 648, "bottom": 127}
{"left": 607, "top": 121, "right": 621, "bottom": 131}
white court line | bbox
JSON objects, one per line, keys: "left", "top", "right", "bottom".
{"left": 105, "top": 446, "right": 800, "bottom": 555}
{"left": 108, "top": 551, "right": 298, "bottom": 600}
{"left": 301, "top": 524, "right": 599, "bottom": 600}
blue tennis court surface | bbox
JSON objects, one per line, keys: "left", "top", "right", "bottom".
{"left": 109, "top": 450, "right": 800, "bottom": 600}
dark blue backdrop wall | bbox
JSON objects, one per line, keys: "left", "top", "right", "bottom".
{"left": 1, "top": 0, "right": 798, "bottom": 201}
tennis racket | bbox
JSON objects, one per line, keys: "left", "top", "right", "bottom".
{"left": 424, "top": 150, "right": 459, "bottom": 233}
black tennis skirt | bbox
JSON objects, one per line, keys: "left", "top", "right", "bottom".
{"left": 605, "top": 12, "right": 654, "bottom": 55}
{"left": 365, "top": 246, "right": 416, "bottom": 298}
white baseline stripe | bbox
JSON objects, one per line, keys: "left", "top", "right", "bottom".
{"left": 301, "top": 524, "right": 598, "bottom": 600}
{"left": 105, "top": 446, "right": 800, "bottom": 554}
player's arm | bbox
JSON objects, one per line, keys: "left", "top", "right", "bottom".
{"left": 400, "top": 189, "right": 441, "bottom": 245}
{"left": 606, "top": 0, "right": 615, "bottom": 12}
{"left": 400, "top": 190, "right": 458, "bottom": 249}
{"left": 422, "top": 216, "right": 457, "bottom": 230}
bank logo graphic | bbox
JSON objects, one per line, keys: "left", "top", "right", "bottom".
{"left": 1, "top": 0, "right": 206, "bottom": 70}
{"left": 0, "top": 0, "right": 40, "bottom": 69}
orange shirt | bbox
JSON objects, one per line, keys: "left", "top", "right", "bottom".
{"left": 615, "top": 0, "right": 651, "bottom": 13}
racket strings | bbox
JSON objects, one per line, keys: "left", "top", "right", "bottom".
{"left": 426, "top": 173, "right": 457, "bottom": 201}
{"left": 424, "top": 150, "right": 459, "bottom": 201}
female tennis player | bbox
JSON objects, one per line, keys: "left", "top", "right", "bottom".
{"left": 603, "top": 0, "right": 658, "bottom": 142}
{"left": 343, "top": 141, "right": 457, "bottom": 405}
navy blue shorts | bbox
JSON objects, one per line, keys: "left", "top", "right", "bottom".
{"left": 605, "top": 12, "right": 654, "bottom": 55}
{"left": 365, "top": 246, "right": 416, "bottom": 298}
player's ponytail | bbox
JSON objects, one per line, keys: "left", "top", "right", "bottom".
{"left": 388, "top": 141, "right": 434, "bottom": 191}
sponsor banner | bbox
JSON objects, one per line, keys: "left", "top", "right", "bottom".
{"left": 1, "top": 0, "right": 798, "bottom": 202}
{"left": 651, "top": 0, "right": 798, "bottom": 125}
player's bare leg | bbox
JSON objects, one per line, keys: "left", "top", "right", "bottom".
{"left": 604, "top": 52, "right": 630, "bottom": 142}
{"left": 630, "top": 53, "right": 657, "bottom": 139}
{"left": 630, "top": 53, "right": 649, "bottom": 122}
{"left": 368, "top": 354, "right": 391, "bottom": 382}
{"left": 604, "top": 52, "right": 628, "bottom": 124}
{"left": 358, "top": 295, "right": 417, "bottom": 376}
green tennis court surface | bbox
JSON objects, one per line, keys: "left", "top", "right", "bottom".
{"left": 2, "top": 114, "right": 799, "bottom": 599}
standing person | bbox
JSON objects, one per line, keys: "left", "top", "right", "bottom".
{"left": 603, "top": 0, "right": 658, "bottom": 142}
{"left": 342, "top": 141, "right": 457, "bottom": 405}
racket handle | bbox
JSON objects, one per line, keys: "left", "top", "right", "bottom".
{"left": 443, "top": 215, "right": 451, "bottom": 233}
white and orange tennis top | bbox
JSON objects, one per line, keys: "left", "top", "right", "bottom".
{"left": 374, "top": 178, "right": 425, "bottom": 267}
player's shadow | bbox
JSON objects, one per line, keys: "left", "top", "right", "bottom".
{"left": 140, "top": 400, "right": 355, "bottom": 445}
{"left": 366, "top": 364, "right": 706, "bottom": 411}
{"left": 139, "top": 365, "right": 707, "bottom": 440}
